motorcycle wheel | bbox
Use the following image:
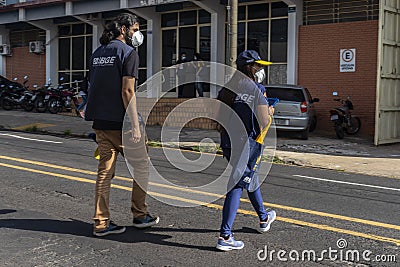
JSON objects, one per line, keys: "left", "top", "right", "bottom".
{"left": 345, "top": 116, "right": 361, "bottom": 135}
{"left": 21, "top": 101, "right": 34, "bottom": 112}
{"left": 48, "top": 98, "right": 60, "bottom": 114}
{"left": 334, "top": 123, "right": 344, "bottom": 139}
{"left": 34, "top": 97, "right": 47, "bottom": 113}
{"left": 1, "top": 98, "right": 14, "bottom": 110}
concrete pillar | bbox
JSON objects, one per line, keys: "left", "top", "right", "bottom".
{"left": 27, "top": 20, "right": 58, "bottom": 83}
{"left": 284, "top": 0, "right": 302, "bottom": 85}
{"left": 0, "top": 26, "right": 9, "bottom": 76}
{"left": 190, "top": 0, "right": 226, "bottom": 98}
{"left": 130, "top": 7, "right": 162, "bottom": 98}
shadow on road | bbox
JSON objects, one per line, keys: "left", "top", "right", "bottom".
{"left": 0, "top": 218, "right": 217, "bottom": 252}
{"left": 0, "top": 209, "right": 16, "bottom": 215}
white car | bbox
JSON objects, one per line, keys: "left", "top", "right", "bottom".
{"left": 266, "top": 84, "right": 319, "bottom": 140}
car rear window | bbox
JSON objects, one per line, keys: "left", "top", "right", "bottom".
{"left": 266, "top": 88, "right": 305, "bottom": 102}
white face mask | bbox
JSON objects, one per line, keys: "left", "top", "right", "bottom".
{"left": 254, "top": 68, "right": 266, "bottom": 83}
{"left": 131, "top": 30, "right": 144, "bottom": 47}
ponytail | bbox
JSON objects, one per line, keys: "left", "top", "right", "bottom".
{"left": 99, "top": 13, "right": 140, "bottom": 45}
{"left": 100, "top": 21, "right": 121, "bottom": 45}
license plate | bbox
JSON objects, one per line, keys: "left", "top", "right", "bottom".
{"left": 275, "top": 119, "right": 289, "bottom": 125}
{"left": 330, "top": 115, "right": 339, "bottom": 121}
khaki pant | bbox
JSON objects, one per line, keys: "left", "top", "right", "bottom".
{"left": 93, "top": 129, "right": 149, "bottom": 231}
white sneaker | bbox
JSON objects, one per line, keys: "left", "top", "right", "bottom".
{"left": 216, "top": 235, "right": 244, "bottom": 251}
{"left": 259, "top": 210, "right": 276, "bottom": 233}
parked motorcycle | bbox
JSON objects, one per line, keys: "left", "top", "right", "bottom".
{"left": 0, "top": 76, "right": 35, "bottom": 111}
{"left": 46, "top": 78, "right": 80, "bottom": 114}
{"left": 34, "top": 78, "right": 54, "bottom": 113}
{"left": 329, "top": 92, "right": 361, "bottom": 139}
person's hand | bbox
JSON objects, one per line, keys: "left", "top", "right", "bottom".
{"left": 268, "top": 106, "right": 275, "bottom": 115}
{"left": 129, "top": 127, "right": 141, "bottom": 143}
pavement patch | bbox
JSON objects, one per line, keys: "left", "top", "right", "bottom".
{"left": 12, "top": 123, "right": 56, "bottom": 131}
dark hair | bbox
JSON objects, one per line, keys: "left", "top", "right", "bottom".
{"left": 100, "top": 13, "right": 140, "bottom": 45}
{"left": 237, "top": 63, "right": 256, "bottom": 81}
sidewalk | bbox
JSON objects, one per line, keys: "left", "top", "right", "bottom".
{"left": 1, "top": 109, "right": 399, "bottom": 178}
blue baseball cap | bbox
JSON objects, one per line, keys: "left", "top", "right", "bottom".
{"left": 236, "top": 50, "right": 272, "bottom": 68}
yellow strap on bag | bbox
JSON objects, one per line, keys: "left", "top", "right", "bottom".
{"left": 255, "top": 115, "right": 273, "bottom": 144}
{"left": 94, "top": 147, "right": 100, "bottom": 160}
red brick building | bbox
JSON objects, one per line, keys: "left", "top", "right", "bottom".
{"left": 298, "top": 20, "right": 379, "bottom": 137}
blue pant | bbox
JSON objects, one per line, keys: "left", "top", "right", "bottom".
{"left": 220, "top": 185, "right": 267, "bottom": 237}
{"left": 220, "top": 149, "right": 267, "bottom": 237}
{"left": 77, "top": 94, "right": 87, "bottom": 111}
{"left": 195, "top": 81, "right": 204, "bottom": 97}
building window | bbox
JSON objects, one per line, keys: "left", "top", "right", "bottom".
{"left": 247, "top": 20, "right": 269, "bottom": 61}
{"left": 248, "top": 3, "right": 269, "bottom": 20}
{"left": 230, "top": 1, "right": 288, "bottom": 84}
{"left": 270, "top": 18, "right": 287, "bottom": 62}
{"left": 303, "top": 0, "right": 379, "bottom": 25}
{"left": 161, "top": 12, "right": 178, "bottom": 27}
{"left": 161, "top": 9, "right": 212, "bottom": 96}
{"left": 180, "top": 10, "right": 197, "bottom": 26}
{"left": 161, "top": 9, "right": 211, "bottom": 67}
{"left": 58, "top": 23, "right": 92, "bottom": 88}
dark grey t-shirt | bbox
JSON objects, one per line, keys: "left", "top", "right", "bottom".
{"left": 85, "top": 39, "right": 139, "bottom": 130}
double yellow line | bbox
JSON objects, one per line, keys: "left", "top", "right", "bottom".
{"left": 0, "top": 155, "right": 399, "bottom": 246}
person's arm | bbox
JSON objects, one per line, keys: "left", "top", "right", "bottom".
{"left": 256, "top": 88, "right": 275, "bottom": 128}
{"left": 122, "top": 76, "right": 141, "bottom": 143}
{"left": 122, "top": 50, "right": 141, "bottom": 143}
{"left": 257, "top": 105, "right": 271, "bottom": 128}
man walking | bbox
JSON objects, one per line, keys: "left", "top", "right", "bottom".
{"left": 85, "top": 13, "right": 159, "bottom": 237}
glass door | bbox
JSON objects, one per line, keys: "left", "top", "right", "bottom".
{"left": 178, "top": 26, "right": 197, "bottom": 97}
{"left": 161, "top": 29, "right": 177, "bottom": 96}
{"left": 161, "top": 18, "right": 211, "bottom": 97}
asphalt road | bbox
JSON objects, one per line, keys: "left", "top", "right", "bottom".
{"left": 0, "top": 131, "right": 399, "bottom": 266}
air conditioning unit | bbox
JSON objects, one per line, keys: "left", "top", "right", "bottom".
{"left": 29, "top": 41, "right": 44, "bottom": 54}
{"left": 0, "top": 44, "right": 11, "bottom": 56}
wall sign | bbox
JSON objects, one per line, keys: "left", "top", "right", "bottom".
{"left": 340, "top": 49, "right": 356, "bottom": 72}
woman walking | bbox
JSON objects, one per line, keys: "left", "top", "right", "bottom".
{"left": 216, "top": 50, "right": 276, "bottom": 251}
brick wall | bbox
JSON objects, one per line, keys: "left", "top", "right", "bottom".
{"left": 298, "top": 20, "right": 378, "bottom": 137}
{"left": 137, "top": 98, "right": 218, "bottom": 130}
{"left": 6, "top": 46, "right": 46, "bottom": 89}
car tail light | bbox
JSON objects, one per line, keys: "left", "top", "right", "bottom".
{"left": 300, "top": 101, "right": 307, "bottom": 113}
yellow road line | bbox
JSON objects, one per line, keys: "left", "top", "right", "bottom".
{"left": 0, "top": 161, "right": 399, "bottom": 246}
{"left": 11, "top": 123, "right": 55, "bottom": 131}
{"left": 1, "top": 155, "right": 399, "bottom": 232}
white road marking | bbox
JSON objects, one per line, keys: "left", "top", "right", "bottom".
{"left": 293, "top": 174, "right": 400, "bottom": 192}
{"left": 0, "top": 133, "right": 63, "bottom": 144}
